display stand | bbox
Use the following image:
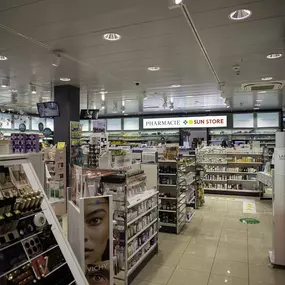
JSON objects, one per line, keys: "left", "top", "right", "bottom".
{"left": 269, "top": 132, "right": 285, "bottom": 267}
{"left": 101, "top": 171, "right": 159, "bottom": 285}
{"left": 197, "top": 147, "right": 263, "bottom": 196}
{"left": 67, "top": 195, "right": 114, "bottom": 284}
{"left": 158, "top": 159, "right": 189, "bottom": 234}
{"left": 44, "top": 147, "right": 67, "bottom": 217}
{"left": 0, "top": 154, "right": 87, "bottom": 284}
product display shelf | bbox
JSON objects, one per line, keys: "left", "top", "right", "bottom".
{"left": 0, "top": 155, "right": 87, "bottom": 285}
{"left": 197, "top": 147, "right": 263, "bottom": 196}
{"left": 158, "top": 158, "right": 195, "bottom": 234}
{"left": 257, "top": 172, "right": 273, "bottom": 200}
{"left": 44, "top": 147, "right": 66, "bottom": 217}
{"left": 102, "top": 171, "right": 159, "bottom": 285}
{"left": 209, "top": 129, "right": 278, "bottom": 150}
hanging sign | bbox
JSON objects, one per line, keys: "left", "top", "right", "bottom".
{"left": 143, "top": 115, "right": 227, "bottom": 129}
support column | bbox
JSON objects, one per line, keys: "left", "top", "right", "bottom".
{"left": 54, "top": 85, "right": 80, "bottom": 143}
{"left": 54, "top": 85, "right": 80, "bottom": 185}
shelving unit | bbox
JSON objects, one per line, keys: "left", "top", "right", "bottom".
{"left": 0, "top": 154, "right": 87, "bottom": 284}
{"left": 197, "top": 148, "right": 263, "bottom": 196}
{"left": 107, "top": 131, "right": 180, "bottom": 146}
{"left": 209, "top": 129, "right": 278, "bottom": 154}
{"left": 101, "top": 171, "right": 159, "bottom": 285}
{"left": 158, "top": 159, "right": 193, "bottom": 234}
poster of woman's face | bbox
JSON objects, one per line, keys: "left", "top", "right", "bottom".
{"left": 83, "top": 196, "right": 112, "bottom": 285}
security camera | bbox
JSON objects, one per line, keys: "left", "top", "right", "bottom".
{"left": 232, "top": 64, "right": 241, "bottom": 76}
{"left": 134, "top": 81, "right": 140, "bottom": 86}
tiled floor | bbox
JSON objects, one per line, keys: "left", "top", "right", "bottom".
{"left": 130, "top": 195, "right": 285, "bottom": 285}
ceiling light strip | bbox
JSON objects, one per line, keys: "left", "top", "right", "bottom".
{"left": 180, "top": 4, "right": 221, "bottom": 85}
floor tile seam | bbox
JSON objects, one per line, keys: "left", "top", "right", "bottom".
{"left": 206, "top": 219, "right": 224, "bottom": 285}
{"left": 247, "top": 223, "right": 250, "bottom": 285}
{"left": 209, "top": 272, "right": 249, "bottom": 281}
{"left": 165, "top": 236, "right": 191, "bottom": 285}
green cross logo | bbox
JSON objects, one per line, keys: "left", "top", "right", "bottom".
{"left": 183, "top": 120, "right": 188, "bottom": 125}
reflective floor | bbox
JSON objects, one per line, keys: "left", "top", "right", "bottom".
{"left": 130, "top": 195, "right": 285, "bottom": 285}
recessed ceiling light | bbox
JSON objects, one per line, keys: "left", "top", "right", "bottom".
{"left": 256, "top": 99, "right": 262, "bottom": 102}
{"left": 261, "top": 77, "right": 273, "bottom": 81}
{"left": 171, "top": 84, "right": 181, "bottom": 88}
{"left": 226, "top": 105, "right": 230, "bottom": 108}
{"left": 0, "top": 56, "right": 7, "bottom": 61}
{"left": 254, "top": 107, "right": 259, "bottom": 110}
{"left": 229, "top": 9, "right": 252, "bottom": 21}
{"left": 103, "top": 33, "right": 121, "bottom": 41}
{"left": 258, "top": 91, "right": 266, "bottom": 94}
{"left": 255, "top": 104, "right": 261, "bottom": 107}
{"left": 266, "top": 53, "right": 282, "bottom": 59}
{"left": 175, "top": 0, "right": 183, "bottom": 4}
{"left": 60, "top": 77, "right": 71, "bottom": 82}
{"left": 148, "top": 66, "right": 160, "bottom": 71}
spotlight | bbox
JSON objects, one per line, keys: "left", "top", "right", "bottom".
{"left": 101, "top": 103, "right": 105, "bottom": 110}
{"left": 122, "top": 100, "right": 125, "bottom": 107}
{"left": 227, "top": 105, "right": 230, "bottom": 109}
{"left": 143, "top": 92, "right": 148, "bottom": 100}
{"left": 266, "top": 53, "right": 282, "bottom": 59}
{"left": 148, "top": 66, "right": 160, "bottom": 71}
{"left": 1, "top": 79, "right": 9, "bottom": 88}
{"left": 60, "top": 77, "right": 71, "bottom": 82}
{"left": 103, "top": 33, "right": 121, "bottom": 41}
{"left": 169, "top": 0, "right": 183, "bottom": 9}
{"left": 170, "top": 102, "right": 174, "bottom": 111}
{"left": 52, "top": 52, "right": 61, "bottom": 67}
{"left": 30, "top": 84, "right": 37, "bottom": 94}
{"left": 229, "top": 9, "right": 252, "bottom": 21}
{"left": 121, "top": 106, "right": 125, "bottom": 113}
{"left": 261, "top": 77, "right": 273, "bottom": 81}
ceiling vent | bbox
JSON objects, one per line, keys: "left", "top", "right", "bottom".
{"left": 241, "top": 81, "right": 284, "bottom": 91}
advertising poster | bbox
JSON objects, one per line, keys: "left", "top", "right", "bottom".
{"left": 81, "top": 196, "right": 113, "bottom": 285}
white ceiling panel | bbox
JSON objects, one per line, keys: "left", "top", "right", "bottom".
{"left": 0, "top": 0, "right": 283, "bottom": 116}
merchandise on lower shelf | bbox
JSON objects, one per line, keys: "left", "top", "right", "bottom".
{"left": 197, "top": 146, "right": 263, "bottom": 195}
{"left": 101, "top": 170, "right": 159, "bottom": 284}
{"left": 158, "top": 155, "right": 197, "bottom": 234}
{"left": 0, "top": 155, "right": 86, "bottom": 284}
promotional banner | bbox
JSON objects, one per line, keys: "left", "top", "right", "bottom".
{"left": 81, "top": 196, "right": 113, "bottom": 285}
{"left": 143, "top": 116, "right": 227, "bottom": 129}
